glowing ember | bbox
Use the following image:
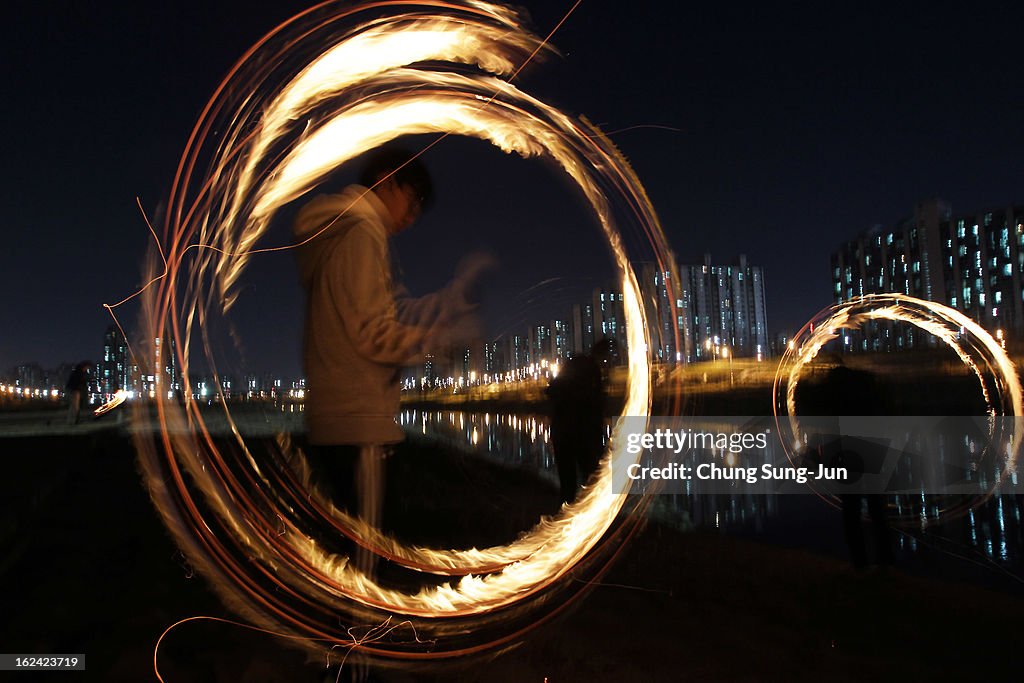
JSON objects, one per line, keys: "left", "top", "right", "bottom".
{"left": 93, "top": 389, "right": 128, "bottom": 417}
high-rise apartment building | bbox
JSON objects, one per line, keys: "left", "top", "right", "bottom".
{"left": 831, "top": 199, "right": 1024, "bottom": 351}
{"left": 528, "top": 323, "right": 551, "bottom": 365}
{"left": 100, "top": 325, "right": 132, "bottom": 399}
{"left": 570, "top": 302, "right": 596, "bottom": 355}
{"left": 639, "top": 263, "right": 689, "bottom": 364}
{"left": 508, "top": 334, "right": 530, "bottom": 371}
{"left": 679, "top": 254, "right": 769, "bottom": 362}
{"left": 592, "top": 287, "right": 628, "bottom": 354}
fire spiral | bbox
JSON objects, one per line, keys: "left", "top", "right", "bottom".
{"left": 772, "top": 293, "right": 1023, "bottom": 521}
{"left": 133, "top": 0, "right": 673, "bottom": 667}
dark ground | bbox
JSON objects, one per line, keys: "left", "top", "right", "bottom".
{"left": 2, "top": 415, "right": 1023, "bottom": 681}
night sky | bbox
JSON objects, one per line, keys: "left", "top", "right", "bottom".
{"left": 4, "top": 1, "right": 1023, "bottom": 379}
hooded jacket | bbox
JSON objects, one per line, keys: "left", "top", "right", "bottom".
{"left": 294, "top": 185, "right": 471, "bottom": 445}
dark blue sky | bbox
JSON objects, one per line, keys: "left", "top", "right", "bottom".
{"left": 3, "top": 1, "right": 1022, "bottom": 377}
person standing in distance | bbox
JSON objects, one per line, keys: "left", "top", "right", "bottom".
{"left": 66, "top": 361, "right": 93, "bottom": 425}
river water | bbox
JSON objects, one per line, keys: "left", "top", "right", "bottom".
{"left": 400, "top": 408, "right": 1024, "bottom": 593}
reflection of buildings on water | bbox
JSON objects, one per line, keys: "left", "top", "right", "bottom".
{"left": 399, "top": 409, "right": 559, "bottom": 483}
{"left": 403, "top": 410, "right": 1024, "bottom": 572}
{"left": 888, "top": 494, "right": 1024, "bottom": 577}
{"left": 400, "top": 410, "right": 779, "bottom": 531}
{"left": 656, "top": 492, "right": 778, "bottom": 533}
{"left": 936, "top": 495, "right": 1024, "bottom": 564}
{"left": 835, "top": 418, "right": 1024, "bottom": 565}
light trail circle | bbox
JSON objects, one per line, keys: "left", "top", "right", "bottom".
{"left": 134, "top": 0, "right": 668, "bottom": 663}
{"left": 772, "top": 293, "right": 1023, "bottom": 521}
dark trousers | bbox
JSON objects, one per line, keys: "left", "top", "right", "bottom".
{"left": 307, "top": 444, "right": 362, "bottom": 513}
{"left": 306, "top": 443, "right": 387, "bottom": 577}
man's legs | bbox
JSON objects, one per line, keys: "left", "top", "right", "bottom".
{"left": 355, "top": 444, "right": 386, "bottom": 575}
{"left": 340, "top": 445, "right": 387, "bottom": 683}
{"left": 307, "top": 445, "right": 360, "bottom": 512}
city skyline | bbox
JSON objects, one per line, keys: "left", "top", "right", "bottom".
{"left": 4, "top": 1, "right": 1022, "bottom": 376}
{"left": 1, "top": 250, "right": 770, "bottom": 395}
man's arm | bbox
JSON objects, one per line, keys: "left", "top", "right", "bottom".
{"left": 394, "top": 251, "right": 494, "bottom": 338}
{"left": 327, "top": 226, "right": 434, "bottom": 366}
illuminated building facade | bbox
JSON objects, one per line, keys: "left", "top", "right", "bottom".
{"left": 550, "top": 319, "right": 570, "bottom": 361}
{"left": 592, "top": 287, "right": 628, "bottom": 354}
{"left": 639, "top": 262, "right": 690, "bottom": 364}
{"left": 423, "top": 354, "right": 435, "bottom": 387}
{"left": 141, "top": 335, "right": 179, "bottom": 399}
{"left": 528, "top": 323, "right": 551, "bottom": 364}
{"left": 831, "top": 199, "right": 1024, "bottom": 351}
{"left": 482, "top": 341, "right": 499, "bottom": 374}
{"left": 570, "top": 302, "right": 596, "bottom": 355}
{"left": 508, "top": 334, "right": 530, "bottom": 371}
{"left": 100, "top": 325, "right": 132, "bottom": 399}
{"left": 679, "top": 254, "right": 769, "bottom": 362}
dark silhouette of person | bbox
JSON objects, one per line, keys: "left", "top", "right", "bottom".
{"left": 546, "top": 339, "right": 611, "bottom": 503}
{"left": 808, "top": 362, "right": 894, "bottom": 569}
{"left": 65, "top": 361, "right": 93, "bottom": 425}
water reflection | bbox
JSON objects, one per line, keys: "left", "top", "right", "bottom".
{"left": 401, "top": 409, "right": 1024, "bottom": 580}
{"left": 400, "top": 409, "right": 561, "bottom": 485}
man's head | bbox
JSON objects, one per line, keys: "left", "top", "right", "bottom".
{"left": 359, "top": 147, "right": 433, "bottom": 233}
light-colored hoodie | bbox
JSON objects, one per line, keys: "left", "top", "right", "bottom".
{"left": 294, "top": 185, "right": 472, "bottom": 445}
